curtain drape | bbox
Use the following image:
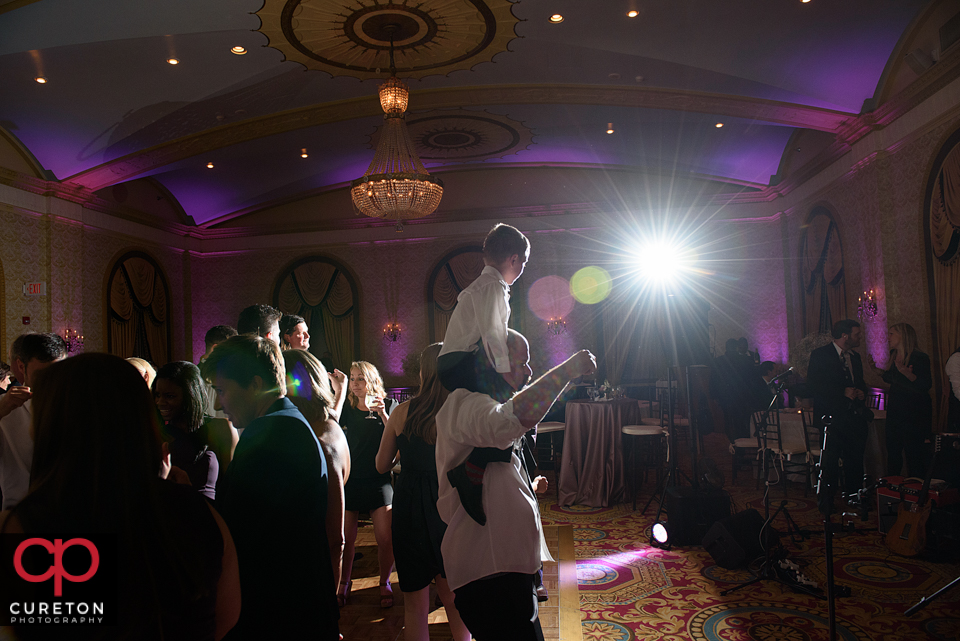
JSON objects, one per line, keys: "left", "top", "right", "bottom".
{"left": 930, "top": 140, "right": 960, "bottom": 430}
{"left": 601, "top": 297, "right": 640, "bottom": 385}
{"left": 431, "top": 251, "right": 484, "bottom": 343}
{"left": 109, "top": 256, "right": 169, "bottom": 362}
{"left": 276, "top": 260, "right": 358, "bottom": 368}
{"left": 802, "top": 214, "right": 845, "bottom": 334}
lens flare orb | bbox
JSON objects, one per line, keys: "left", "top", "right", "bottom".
{"left": 570, "top": 267, "right": 612, "bottom": 305}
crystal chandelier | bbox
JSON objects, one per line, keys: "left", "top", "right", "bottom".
{"left": 351, "top": 31, "right": 443, "bottom": 226}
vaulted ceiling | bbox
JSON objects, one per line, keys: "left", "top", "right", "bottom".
{"left": 0, "top": 0, "right": 950, "bottom": 231}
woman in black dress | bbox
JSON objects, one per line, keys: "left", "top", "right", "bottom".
{"left": 340, "top": 360, "right": 396, "bottom": 607}
{"left": 376, "top": 344, "right": 470, "bottom": 640}
{"left": 869, "top": 323, "right": 932, "bottom": 477}
{"left": 154, "top": 361, "right": 238, "bottom": 500}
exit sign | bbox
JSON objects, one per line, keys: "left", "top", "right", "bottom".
{"left": 23, "top": 282, "right": 46, "bottom": 296}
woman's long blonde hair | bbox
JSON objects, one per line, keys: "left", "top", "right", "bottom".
{"left": 890, "top": 322, "right": 919, "bottom": 367}
{"left": 283, "top": 349, "right": 335, "bottom": 423}
{"left": 404, "top": 344, "right": 447, "bottom": 444}
{"left": 347, "top": 360, "right": 386, "bottom": 408}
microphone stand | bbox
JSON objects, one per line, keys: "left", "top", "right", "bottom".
{"left": 721, "top": 378, "right": 807, "bottom": 597}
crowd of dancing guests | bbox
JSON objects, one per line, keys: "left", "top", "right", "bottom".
{"left": 0, "top": 223, "right": 595, "bottom": 640}
{"left": 0, "top": 307, "right": 484, "bottom": 640}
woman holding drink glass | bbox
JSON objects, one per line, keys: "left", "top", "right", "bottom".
{"left": 339, "top": 360, "right": 398, "bottom": 607}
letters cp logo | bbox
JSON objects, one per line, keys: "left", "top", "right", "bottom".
{"left": 13, "top": 538, "right": 100, "bottom": 596}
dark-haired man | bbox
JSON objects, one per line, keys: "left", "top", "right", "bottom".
{"left": 0, "top": 333, "right": 67, "bottom": 509}
{"left": 199, "top": 325, "right": 238, "bottom": 419}
{"left": 436, "top": 329, "right": 596, "bottom": 640}
{"left": 807, "top": 319, "right": 869, "bottom": 514}
{"left": 201, "top": 335, "right": 338, "bottom": 640}
{"left": 236, "top": 304, "right": 282, "bottom": 344}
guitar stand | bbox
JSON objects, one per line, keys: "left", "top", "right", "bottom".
{"left": 771, "top": 500, "right": 813, "bottom": 544}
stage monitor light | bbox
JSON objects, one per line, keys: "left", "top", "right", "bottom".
{"left": 634, "top": 241, "right": 695, "bottom": 286}
{"left": 651, "top": 521, "right": 671, "bottom": 548}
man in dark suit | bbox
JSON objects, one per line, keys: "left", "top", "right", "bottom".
{"left": 806, "top": 319, "right": 869, "bottom": 514}
{"left": 201, "top": 334, "right": 339, "bottom": 640}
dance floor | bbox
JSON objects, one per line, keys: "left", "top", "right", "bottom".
{"left": 342, "top": 432, "right": 960, "bottom": 640}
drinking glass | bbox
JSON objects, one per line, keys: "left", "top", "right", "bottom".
{"left": 365, "top": 393, "right": 379, "bottom": 419}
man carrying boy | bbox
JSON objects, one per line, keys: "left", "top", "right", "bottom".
{"left": 438, "top": 223, "right": 530, "bottom": 523}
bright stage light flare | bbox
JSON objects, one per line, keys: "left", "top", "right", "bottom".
{"left": 634, "top": 241, "right": 696, "bottom": 285}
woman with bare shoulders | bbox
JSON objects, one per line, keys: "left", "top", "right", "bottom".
{"left": 376, "top": 344, "right": 470, "bottom": 641}
{"left": 283, "top": 349, "right": 352, "bottom": 593}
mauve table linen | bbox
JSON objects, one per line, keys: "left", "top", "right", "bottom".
{"left": 558, "top": 399, "right": 639, "bottom": 508}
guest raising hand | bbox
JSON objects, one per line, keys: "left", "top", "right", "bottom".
{"left": 867, "top": 323, "right": 932, "bottom": 477}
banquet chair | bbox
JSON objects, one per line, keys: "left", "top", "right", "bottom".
{"left": 620, "top": 423, "right": 667, "bottom": 511}
{"left": 754, "top": 409, "right": 810, "bottom": 498}
{"left": 800, "top": 408, "right": 822, "bottom": 496}
{"left": 536, "top": 421, "right": 565, "bottom": 498}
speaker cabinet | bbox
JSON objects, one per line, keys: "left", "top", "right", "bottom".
{"left": 664, "top": 486, "right": 730, "bottom": 546}
{"left": 702, "top": 508, "right": 778, "bottom": 569}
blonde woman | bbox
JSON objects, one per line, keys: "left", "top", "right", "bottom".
{"left": 339, "top": 361, "right": 397, "bottom": 607}
{"left": 283, "top": 349, "right": 352, "bottom": 596}
{"left": 126, "top": 357, "right": 156, "bottom": 389}
{"left": 868, "top": 323, "right": 932, "bottom": 477}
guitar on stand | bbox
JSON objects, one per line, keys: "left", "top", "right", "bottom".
{"left": 885, "top": 438, "right": 941, "bottom": 557}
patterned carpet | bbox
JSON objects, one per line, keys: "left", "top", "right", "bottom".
{"left": 538, "top": 433, "right": 960, "bottom": 641}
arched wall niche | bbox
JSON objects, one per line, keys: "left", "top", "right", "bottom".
{"left": 271, "top": 254, "right": 361, "bottom": 373}
{"left": 426, "top": 244, "right": 525, "bottom": 345}
{"left": 923, "top": 119, "right": 960, "bottom": 428}
{"left": 105, "top": 250, "right": 172, "bottom": 364}
{"left": 799, "top": 204, "right": 847, "bottom": 336}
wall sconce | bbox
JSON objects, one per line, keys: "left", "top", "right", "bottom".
{"left": 63, "top": 328, "right": 84, "bottom": 353}
{"left": 857, "top": 289, "right": 878, "bottom": 322}
{"left": 383, "top": 322, "right": 402, "bottom": 343}
{"left": 547, "top": 317, "right": 566, "bottom": 336}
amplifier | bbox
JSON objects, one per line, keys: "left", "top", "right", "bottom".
{"left": 665, "top": 486, "right": 731, "bottom": 546}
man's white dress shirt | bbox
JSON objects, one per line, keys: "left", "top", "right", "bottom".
{"left": 436, "top": 390, "right": 549, "bottom": 590}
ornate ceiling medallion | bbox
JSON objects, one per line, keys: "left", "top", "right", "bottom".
{"left": 368, "top": 109, "right": 534, "bottom": 163}
{"left": 255, "top": 0, "right": 521, "bottom": 80}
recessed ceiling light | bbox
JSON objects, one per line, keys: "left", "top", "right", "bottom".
{"left": 627, "top": 10, "right": 639, "bottom": 18}
{"left": 301, "top": 148, "right": 308, "bottom": 158}
{"left": 606, "top": 123, "right": 614, "bottom": 134}
{"left": 35, "top": 76, "right": 47, "bottom": 84}
{"left": 802, "top": 0, "right": 811, "bottom": 3}
{"left": 635, "top": 75, "right": 644, "bottom": 82}
{"left": 206, "top": 162, "right": 214, "bottom": 169}
{"left": 549, "top": 14, "right": 563, "bottom": 23}
{"left": 231, "top": 46, "right": 247, "bottom": 55}
{"left": 167, "top": 58, "right": 179, "bottom": 65}
{"left": 715, "top": 122, "right": 724, "bottom": 128}
{"left": 608, "top": 73, "right": 620, "bottom": 80}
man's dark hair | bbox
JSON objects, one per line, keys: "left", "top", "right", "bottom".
{"left": 831, "top": 319, "right": 861, "bottom": 340}
{"left": 759, "top": 361, "right": 776, "bottom": 377}
{"left": 0, "top": 361, "right": 10, "bottom": 379}
{"left": 483, "top": 223, "right": 530, "bottom": 265}
{"left": 237, "top": 304, "right": 281, "bottom": 337}
{"left": 204, "top": 325, "right": 237, "bottom": 351}
{"left": 11, "top": 332, "right": 67, "bottom": 365}
{"left": 724, "top": 338, "right": 738, "bottom": 354}
{"left": 280, "top": 314, "right": 306, "bottom": 337}
{"left": 200, "top": 334, "right": 286, "bottom": 396}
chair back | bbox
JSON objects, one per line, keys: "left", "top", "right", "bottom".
{"left": 800, "top": 408, "right": 822, "bottom": 453}
{"left": 752, "top": 409, "right": 782, "bottom": 450}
